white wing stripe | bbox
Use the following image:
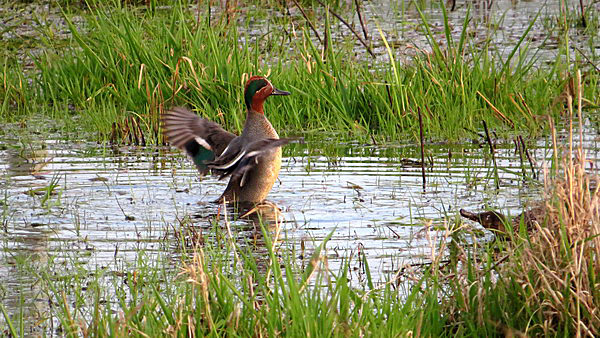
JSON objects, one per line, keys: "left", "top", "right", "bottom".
{"left": 211, "top": 150, "right": 246, "bottom": 170}
{"left": 246, "top": 150, "right": 262, "bottom": 158}
{"left": 194, "top": 137, "right": 212, "bottom": 150}
{"left": 220, "top": 143, "right": 232, "bottom": 157}
{"left": 240, "top": 171, "right": 248, "bottom": 187}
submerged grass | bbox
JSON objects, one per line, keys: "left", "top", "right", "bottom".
{"left": 1, "top": 1, "right": 597, "bottom": 143}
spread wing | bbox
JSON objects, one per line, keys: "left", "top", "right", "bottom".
{"left": 209, "top": 138, "right": 292, "bottom": 187}
{"left": 162, "top": 107, "right": 236, "bottom": 175}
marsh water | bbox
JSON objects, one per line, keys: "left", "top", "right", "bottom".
{"left": 2, "top": 116, "right": 599, "bottom": 333}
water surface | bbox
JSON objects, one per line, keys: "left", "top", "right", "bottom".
{"left": 2, "top": 118, "right": 600, "bottom": 333}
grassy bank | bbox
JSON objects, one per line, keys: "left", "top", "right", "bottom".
{"left": 4, "top": 223, "right": 445, "bottom": 336}
{"left": 1, "top": 1, "right": 598, "bottom": 143}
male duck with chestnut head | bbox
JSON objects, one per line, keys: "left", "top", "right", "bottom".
{"left": 163, "top": 76, "right": 291, "bottom": 203}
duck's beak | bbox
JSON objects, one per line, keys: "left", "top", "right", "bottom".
{"left": 272, "top": 88, "right": 291, "bottom": 96}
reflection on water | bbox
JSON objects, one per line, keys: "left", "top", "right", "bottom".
{"left": 6, "top": 146, "right": 51, "bottom": 177}
{"left": 1, "top": 119, "right": 599, "bottom": 333}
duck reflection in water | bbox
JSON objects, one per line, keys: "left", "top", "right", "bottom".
{"left": 181, "top": 200, "right": 285, "bottom": 244}
{"left": 6, "top": 145, "right": 51, "bottom": 178}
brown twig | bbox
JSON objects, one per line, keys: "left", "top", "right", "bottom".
{"left": 446, "top": 0, "right": 456, "bottom": 11}
{"left": 315, "top": 0, "right": 375, "bottom": 58}
{"left": 354, "top": 0, "right": 369, "bottom": 41}
{"left": 385, "top": 83, "right": 394, "bottom": 114}
{"left": 548, "top": 116, "right": 558, "bottom": 178}
{"left": 515, "top": 137, "right": 527, "bottom": 179}
{"left": 482, "top": 120, "right": 500, "bottom": 190}
{"left": 573, "top": 45, "right": 600, "bottom": 73}
{"left": 418, "top": 108, "right": 427, "bottom": 191}
{"left": 323, "top": 14, "right": 329, "bottom": 59}
{"left": 207, "top": 0, "right": 212, "bottom": 26}
{"left": 579, "top": 0, "right": 587, "bottom": 27}
{"left": 292, "top": 0, "right": 323, "bottom": 44}
{"left": 519, "top": 135, "right": 537, "bottom": 179}
{"left": 225, "top": 0, "right": 230, "bottom": 25}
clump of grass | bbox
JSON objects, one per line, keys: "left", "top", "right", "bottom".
{"left": 511, "top": 71, "right": 599, "bottom": 335}
{"left": 0, "top": 58, "right": 34, "bottom": 118}
{"left": 33, "top": 213, "right": 448, "bottom": 336}
{"left": 2, "top": 1, "right": 597, "bottom": 143}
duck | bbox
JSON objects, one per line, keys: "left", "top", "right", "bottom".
{"left": 162, "top": 76, "right": 291, "bottom": 203}
{"left": 459, "top": 205, "right": 546, "bottom": 235}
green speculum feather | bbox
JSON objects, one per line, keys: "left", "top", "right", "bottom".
{"left": 192, "top": 147, "right": 215, "bottom": 170}
{"left": 244, "top": 79, "right": 268, "bottom": 109}
{"left": 184, "top": 140, "right": 215, "bottom": 172}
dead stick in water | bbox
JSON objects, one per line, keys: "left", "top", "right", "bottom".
{"left": 315, "top": 0, "right": 375, "bottom": 58}
{"left": 292, "top": 0, "right": 323, "bottom": 44}
{"left": 579, "top": 0, "right": 587, "bottom": 27}
{"left": 354, "top": 0, "right": 369, "bottom": 41}
{"left": 518, "top": 135, "right": 537, "bottom": 179}
{"left": 573, "top": 45, "right": 600, "bottom": 72}
{"left": 385, "top": 83, "right": 394, "bottom": 115}
{"left": 482, "top": 120, "right": 499, "bottom": 190}
{"left": 548, "top": 116, "right": 559, "bottom": 178}
{"left": 323, "top": 11, "right": 329, "bottom": 59}
{"left": 515, "top": 137, "right": 527, "bottom": 179}
{"left": 447, "top": 0, "right": 456, "bottom": 12}
{"left": 418, "top": 108, "right": 426, "bottom": 191}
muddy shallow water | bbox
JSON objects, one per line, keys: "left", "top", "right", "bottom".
{"left": 1, "top": 119, "right": 599, "bottom": 333}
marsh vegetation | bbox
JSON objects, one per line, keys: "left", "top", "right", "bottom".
{"left": 1, "top": 0, "right": 599, "bottom": 336}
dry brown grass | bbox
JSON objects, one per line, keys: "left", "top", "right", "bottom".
{"left": 442, "top": 71, "right": 600, "bottom": 336}
{"left": 509, "top": 71, "right": 600, "bottom": 336}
